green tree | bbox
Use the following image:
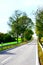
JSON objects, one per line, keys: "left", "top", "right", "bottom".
{"left": 3, "top": 33, "right": 16, "bottom": 43}
{"left": 8, "top": 10, "right": 22, "bottom": 43}
{"left": 35, "top": 9, "right": 43, "bottom": 43}
{"left": 0, "top": 32, "right": 16, "bottom": 43}
{"left": 8, "top": 10, "right": 34, "bottom": 43}
{"left": 24, "top": 29, "right": 34, "bottom": 40}
{"left": 18, "top": 15, "right": 34, "bottom": 41}
{"left": 0, "top": 32, "right": 4, "bottom": 43}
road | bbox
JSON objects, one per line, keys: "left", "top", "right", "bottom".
{"left": 0, "top": 39, "right": 39, "bottom": 65}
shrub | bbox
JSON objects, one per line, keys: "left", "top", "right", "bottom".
{"left": 24, "top": 29, "right": 33, "bottom": 40}
{"left": 0, "top": 33, "right": 16, "bottom": 44}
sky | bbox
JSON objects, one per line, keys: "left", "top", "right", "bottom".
{"left": 0, "top": 0, "right": 43, "bottom": 33}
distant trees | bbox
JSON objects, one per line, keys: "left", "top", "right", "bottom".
{"left": 35, "top": 9, "right": 43, "bottom": 43}
{"left": 18, "top": 15, "right": 34, "bottom": 41}
{"left": 0, "top": 10, "right": 34, "bottom": 44}
{"left": 24, "top": 29, "right": 34, "bottom": 40}
{"left": 0, "top": 32, "right": 16, "bottom": 44}
{"left": 8, "top": 10, "right": 34, "bottom": 43}
{"left": 0, "top": 33, "right": 4, "bottom": 43}
{"left": 3, "top": 33, "right": 16, "bottom": 43}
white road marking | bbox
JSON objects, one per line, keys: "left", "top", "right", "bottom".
{"left": 36, "top": 45, "right": 39, "bottom": 65}
{"left": 0, "top": 39, "right": 39, "bottom": 65}
{"left": 1, "top": 56, "right": 12, "bottom": 64}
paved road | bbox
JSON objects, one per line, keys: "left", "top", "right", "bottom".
{"left": 0, "top": 39, "right": 39, "bottom": 65}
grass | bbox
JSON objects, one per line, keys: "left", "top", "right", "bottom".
{"left": 38, "top": 42, "right": 43, "bottom": 65}
{"left": 0, "top": 38, "right": 33, "bottom": 51}
{"left": 0, "top": 38, "right": 28, "bottom": 51}
{"left": 0, "top": 38, "right": 21, "bottom": 46}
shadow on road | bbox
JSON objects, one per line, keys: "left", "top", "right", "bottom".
{"left": 0, "top": 51, "right": 16, "bottom": 55}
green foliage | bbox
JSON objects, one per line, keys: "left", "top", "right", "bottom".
{"left": 8, "top": 10, "right": 22, "bottom": 43}
{"left": 8, "top": 10, "right": 34, "bottom": 43}
{"left": 24, "top": 29, "right": 34, "bottom": 40}
{"left": 18, "top": 15, "right": 34, "bottom": 33}
{"left": 3, "top": 33, "right": 16, "bottom": 43}
{"left": 0, "top": 32, "right": 16, "bottom": 44}
{"left": 0, "top": 33, "right": 4, "bottom": 43}
{"left": 35, "top": 9, "right": 43, "bottom": 42}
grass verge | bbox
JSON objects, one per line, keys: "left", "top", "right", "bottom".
{"left": 38, "top": 42, "right": 43, "bottom": 65}
{"left": 0, "top": 37, "right": 33, "bottom": 51}
{"left": 0, "top": 40, "right": 28, "bottom": 51}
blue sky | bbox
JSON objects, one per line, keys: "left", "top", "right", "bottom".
{"left": 0, "top": 0, "right": 43, "bottom": 33}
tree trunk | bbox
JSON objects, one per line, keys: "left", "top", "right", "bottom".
{"left": 17, "top": 33, "right": 18, "bottom": 44}
{"left": 21, "top": 33, "right": 24, "bottom": 42}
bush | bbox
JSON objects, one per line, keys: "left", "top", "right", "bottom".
{"left": 0, "top": 33, "right": 16, "bottom": 44}
{"left": 3, "top": 33, "right": 16, "bottom": 43}
{"left": 24, "top": 29, "right": 33, "bottom": 40}
{"left": 0, "top": 33, "right": 4, "bottom": 43}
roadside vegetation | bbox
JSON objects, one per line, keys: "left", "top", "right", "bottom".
{"left": 0, "top": 37, "right": 33, "bottom": 51}
{"left": 0, "top": 38, "right": 26, "bottom": 51}
{"left": 35, "top": 9, "right": 43, "bottom": 65}
{"left": 35, "top": 9, "right": 43, "bottom": 44}
{"left": 0, "top": 10, "right": 34, "bottom": 51}
{"left": 38, "top": 43, "right": 43, "bottom": 65}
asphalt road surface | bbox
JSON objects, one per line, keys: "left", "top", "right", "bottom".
{"left": 0, "top": 39, "right": 39, "bottom": 65}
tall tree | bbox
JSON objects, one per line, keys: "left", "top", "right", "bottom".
{"left": 35, "top": 9, "right": 43, "bottom": 43}
{"left": 8, "top": 10, "right": 34, "bottom": 43}
{"left": 24, "top": 29, "right": 34, "bottom": 40}
{"left": 18, "top": 15, "right": 34, "bottom": 41}
{"left": 8, "top": 10, "right": 22, "bottom": 43}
